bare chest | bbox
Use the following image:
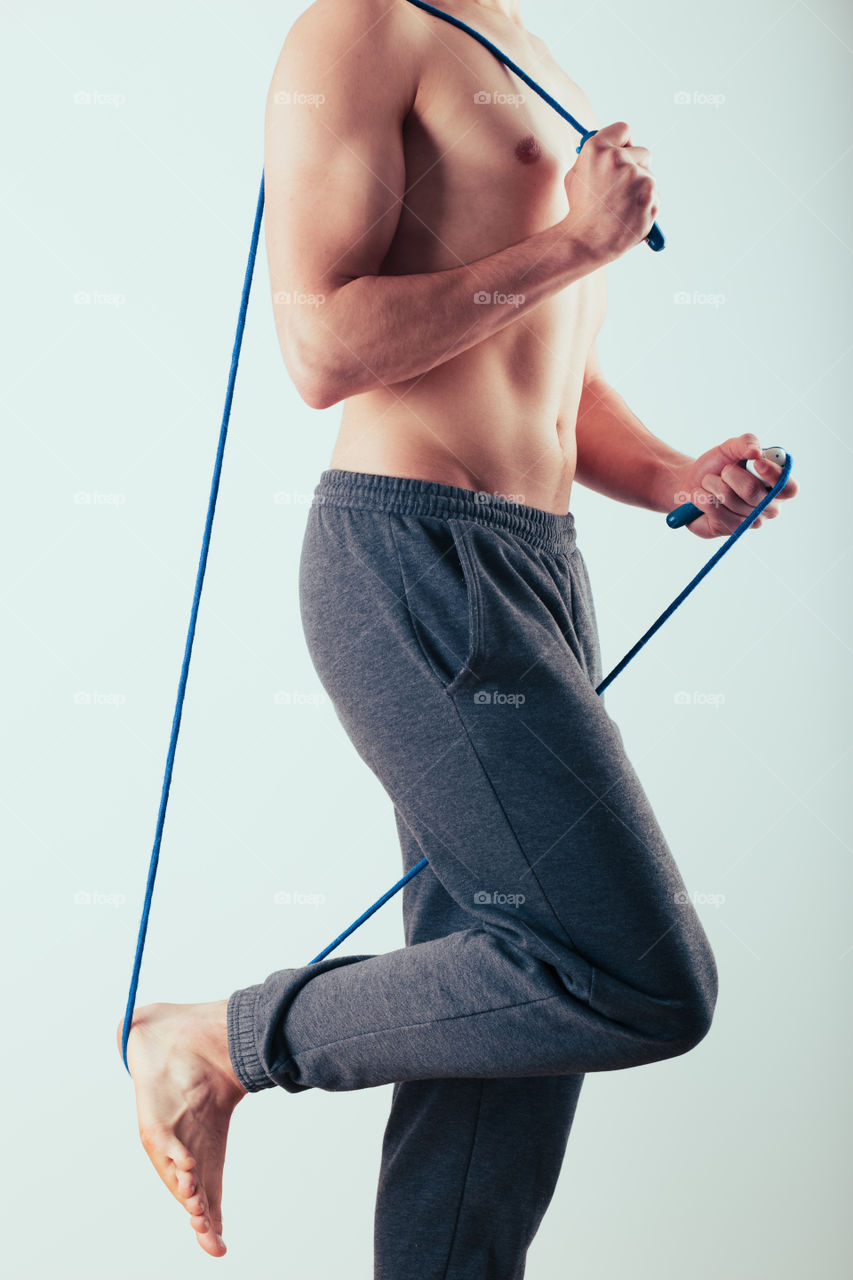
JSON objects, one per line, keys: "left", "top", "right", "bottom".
{"left": 384, "top": 20, "right": 600, "bottom": 276}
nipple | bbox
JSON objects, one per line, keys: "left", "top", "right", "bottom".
{"left": 515, "top": 134, "right": 542, "bottom": 165}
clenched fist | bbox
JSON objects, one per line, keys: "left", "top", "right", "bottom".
{"left": 563, "top": 121, "right": 659, "bottom": 264}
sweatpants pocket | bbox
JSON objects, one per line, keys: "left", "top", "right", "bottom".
{"left": 390, "top": 514, "right": 482, "bottom": 693}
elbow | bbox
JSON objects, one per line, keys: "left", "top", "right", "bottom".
{"left": 295, "top": 376, "right": 342, "bottom": 412}
{"left": 285, "top": 323, "right": 348, "bottom": 411}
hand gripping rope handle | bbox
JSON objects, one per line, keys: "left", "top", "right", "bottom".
{"left": 404, "top": 0, "right": 665, "bottom": 251}
{"left": 121, "top": 18, "right": 790, "bottom": 1070}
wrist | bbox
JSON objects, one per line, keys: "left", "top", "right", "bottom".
{"left": 649, "top": 453, "right": 696, "bottom": 514}
{"left": 551, "top": 218, "right": 607, "bottom": 277}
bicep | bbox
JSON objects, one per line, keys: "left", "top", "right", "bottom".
{"left": 264, "top": 0, "right": 417, "bottom": 322}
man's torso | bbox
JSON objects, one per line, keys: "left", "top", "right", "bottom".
{"left": 319, "top": 1, "right": 607, "bottom": 513}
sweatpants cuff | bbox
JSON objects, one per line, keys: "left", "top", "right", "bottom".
{"left": 227, "top": 986, "right": 276, "bottom": 1093}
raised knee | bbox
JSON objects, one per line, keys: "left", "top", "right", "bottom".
{"left": 655, "top": 963, "right": 718, "bottom": 1059}
{"left": 582, "top": 949, "right": 718, "bottom": 1065}
{"left": 660, "top": 988, "right": 715, "bottom": 1057}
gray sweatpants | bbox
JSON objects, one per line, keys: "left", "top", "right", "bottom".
{"left": 227, "top": 469, "right": 718, "bottom": 1279}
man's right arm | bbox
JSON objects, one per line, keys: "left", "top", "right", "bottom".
{"left": 266, "top": 0, "right": 657, "bottom": 409}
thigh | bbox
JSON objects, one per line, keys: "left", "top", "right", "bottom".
{"left": 300, "top": 504, "right": 713, "bottom": 1007}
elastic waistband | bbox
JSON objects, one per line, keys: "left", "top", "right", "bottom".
{"left": 312, "top": 469, "right": 576, "bottom": 555}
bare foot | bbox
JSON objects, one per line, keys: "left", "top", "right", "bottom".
{"left": 118, "top": 1000, "right": 247, "bottom": 1258}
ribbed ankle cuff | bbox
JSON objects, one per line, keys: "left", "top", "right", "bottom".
{"left": 227, "top": 986, "right": 276, "bottom": 1092}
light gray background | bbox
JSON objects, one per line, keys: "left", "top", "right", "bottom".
{"left": 2, "top": 0, "right": 850, "bottom": 1275}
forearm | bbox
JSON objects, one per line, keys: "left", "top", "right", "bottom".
{"left": 574, "top": 377, "right": 694, "bottom": 513}
{"left": 290, "top": 223, "right": 600, "bottom": 408}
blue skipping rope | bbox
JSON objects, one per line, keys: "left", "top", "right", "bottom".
{"left": 120, "top": 8, "right": 793, "bottom": 1071}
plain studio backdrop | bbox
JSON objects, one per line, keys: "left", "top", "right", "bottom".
{"left": 1, "top": 0, "right": 850, "bottom": 1275}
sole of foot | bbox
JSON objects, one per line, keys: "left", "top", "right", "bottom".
{"left": 118, "top": 1000, "right": 246, "bottom": 1258}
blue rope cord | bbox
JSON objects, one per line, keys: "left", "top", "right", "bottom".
{"left": 121, "top": 15, "right": 788, "bottom": 1067}
{"left": 595, "top": 454, "right": 793, "bottom": 696}
{"left": 405, "top": 0, "right": 589, "bottom": 135}
{"left": 121, "top": 173, "right": 265, "bottom": 1071}
{"left": 309, "top": 858, "right": 430, "bottom": 964}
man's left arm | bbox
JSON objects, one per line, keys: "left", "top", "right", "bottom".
{"left": 574, "top": 344, "right": 798, "bottom": 539}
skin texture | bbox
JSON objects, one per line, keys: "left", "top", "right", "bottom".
{"left": 120, "top": 0, "right": 799, "bottom": 1260}
{"left": 263, "top": 0, "right": 798, "bottom": 526}
{"left": 119, "top": 1003, "right": 246, "bottom": 1258}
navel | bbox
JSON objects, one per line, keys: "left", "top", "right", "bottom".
{"left": 515, "top": 134, "right": 542, "bottom": 165}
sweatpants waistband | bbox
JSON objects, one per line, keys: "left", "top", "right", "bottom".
{"left": 312, "top": 469, "right": 577, "bottom": 556}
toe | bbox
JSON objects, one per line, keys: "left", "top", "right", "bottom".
{"left": 140, "top": 1129, "right": 204, "bottom": 1213}
{"left": 140, "top": 1129, "right": 179, "bottom": 1193}
{"left": 195, "top": 1224, "right": 227, "bottom": 1258}
{"left": 185, "top": 1191, "right": 207, "bottom": 1218}
{"left": 174, "top": 1168, "right": 196, "bottom": 1199}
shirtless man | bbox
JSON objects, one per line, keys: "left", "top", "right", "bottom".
{"left": 120, "top": 0, "right": 797, "bottom": 1271}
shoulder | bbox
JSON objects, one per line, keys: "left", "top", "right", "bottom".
{"left": 272, "top": 0, "right": 426, "bottom": 113}
{"left": 278, "top": 0, "right": 429, "bottom": 88}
